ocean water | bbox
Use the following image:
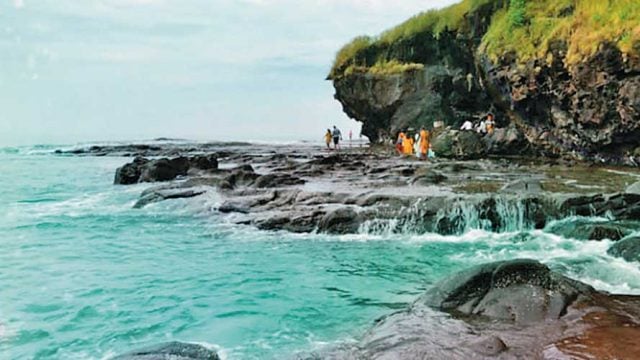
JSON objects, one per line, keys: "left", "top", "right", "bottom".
{"left": 1, "top": 145, "right": 640, "bottom": 360}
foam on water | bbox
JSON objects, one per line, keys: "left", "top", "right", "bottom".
{"left": 1, "top": 146, "right": 640, "bottom": 359}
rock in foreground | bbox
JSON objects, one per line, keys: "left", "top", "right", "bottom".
{"left": 420, "top": 259, "right": 594, "bottom": 324}
{"left": 112, "top": 341, "right": 219, "bottom": 360}
{"left": 311, "top": 259, "right": 640, "bottom": 359}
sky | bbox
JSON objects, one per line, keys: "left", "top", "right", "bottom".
{"left": 0, "top": 0, "right": 457, "bottom": 146}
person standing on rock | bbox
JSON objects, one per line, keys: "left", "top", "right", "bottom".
{"left": 419, "top": 126, "right": 430, "bottom": 160}
{"left": 477, "top": 118, "right": 487, "bottom": 135}
{"left": 486, "top": 113, "right": 495, "bottom": 135}
{"left": 332, "top": 126, "right": 343, "bottom": 150}
{"left": 396, "top": 131, "right": 406, "bottom": 155}
{"left": 324, "top": 129, "right": 333, "bottom": 150}
{"left": 403, "top": 129, "right": 414, "bottom": 155}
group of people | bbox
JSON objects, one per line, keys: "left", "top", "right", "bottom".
{"left": 460, "top": 113, "right": 496, "bottom": 135}
{"left": 324, "top": 126, "right": 352, "bottom": 150}
{"left": 395, "top": 126, "right": 431, "bottom": 160}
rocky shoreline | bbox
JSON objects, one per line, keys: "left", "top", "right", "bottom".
{"left": 57, "top": 142, "right": 640, "bottom": 359}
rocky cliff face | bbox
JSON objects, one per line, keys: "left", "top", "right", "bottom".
{"left": 331, "top": 0, "right": 640, "bottom": 164}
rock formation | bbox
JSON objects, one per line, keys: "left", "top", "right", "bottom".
{"left": 330, "top": 0, "right": 640, "bottom": 164}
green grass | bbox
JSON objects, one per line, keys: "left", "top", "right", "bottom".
{"left": 343, "top": 60, "right": 424, "bottom": 77}
{"left": 330, "top": 36, "right": 372, "bottom": 79}
{"left": 330, "top": 0, "right": 640, "bottom": 78}
{"left": 481, "top": 0, "right": 640, "bottom": 65}
{"left": 329, "top": 0, "right": 493, "bottom": 78}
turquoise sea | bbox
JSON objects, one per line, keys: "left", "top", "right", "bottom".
{"left": 2, "top": 144, "right": 640, "bottom": 359}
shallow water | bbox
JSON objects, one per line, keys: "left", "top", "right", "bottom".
{"left": 1, "top": 146, "right": 639, "bottom": 359}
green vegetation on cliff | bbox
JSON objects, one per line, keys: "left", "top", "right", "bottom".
{"left": 481, "top": 0, "right": 640, "bottom": 64}
{"left": 330, "top": 0, "right": 640, "bottom": 78}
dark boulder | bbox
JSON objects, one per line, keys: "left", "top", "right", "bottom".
{"left": 114, "top": 155, "right": 218, "bottom": 185}
{"left": 431, "top": 130, "right": 487, "bottom": 160}
{"left": 190, "top": 155, "right": 218, "bottom": 170}
{"left": 139, "top": 157, "right": 190, "bottom": 183}
{"left": 484, "top": 125, "right": 530, "bottom": 156}
{"left": 114, "top": 157, "right": 149, "bottom": 185}
{"left": 545, "top": 219, "right": 633, "bottom": 241}
{"left": 420, "top": 259, "right": 594, "bottom": 324}
{"left": 317, "top": 208, "right": 361, "bottom": 234}
{"left": 111, "top": 341, "right": 219, "bottom": 360}
{"left": 608, "top": 236, "right": 640, "bottom": 262}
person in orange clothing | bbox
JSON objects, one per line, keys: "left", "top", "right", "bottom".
{"left": 486, "top": 113, "right": 495, "bottom": 135}
{"left": 403, "top": 129, "right": 414, "bottom": 155}
{"left": 396, "top": 131, "right": 406, "bottom": 155}
{"left": 419, "top": 126, "right": 430, "bottom": 160}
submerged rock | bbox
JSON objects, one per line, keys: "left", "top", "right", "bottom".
{"left": 545, "top": 220, "right": 633, "bottom": 241}
{"left": 608, "top": 236, "right": 640, "bottom": 262}
{"left": 112, "top": 341, "right": 219, "bottom": 360}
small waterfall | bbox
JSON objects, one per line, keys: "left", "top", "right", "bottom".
{"left": 434, "top": 197, "right": 538, "bottom": 234}
{"left": 434, "top": 199, "right": 492, "bottom": 234}
{"left": 357, "top": 196, "right": 545, "bottom": 236}
{"left": 494, "top": 197, "right": 532, "bottom": 232}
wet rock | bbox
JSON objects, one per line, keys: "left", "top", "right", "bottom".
{"left": 501, "top": 178, "right": 542, "bottom": 194}
{"left": 255, "top": 211, "right": 324, "bottom": 233}
{"left": 189, "top": 155, "right": 219, "bottom": 170}
{"left": 114, "top": 156, "right": 149, "bottom": 185}
{"left": 411, "top": 171, "right": 447, "bottom": 185}
{"left": 355, "top": 194, "right": 411, "bottom": 208}
{"left": 112, "top": 341, "right": 220, "bottom": 359}
{"left": 218, "top": 201, "right": 250, "bottom": 214}
{"left": 114, "top": 155, "right": 218, "bottom": 185}
{"left": 484, "top": 125, "right": 530, "bottom": 156}
{"left": 431, "top": 130, "right": 487, "bottom": 160}
{"left": 547, "top": 220, "right": 631, "bottom": 241}
{"left": 317, "top": 208, "right": 361, "bottom": 234}
{"left": 395, "top": 166, "right": 415, "bottom": 177}
{"left": 139, "top": 157, "right": 190, "bottom": 183}
{"left": 219, "top": 168, "right": 260, "bottom": 190}
{"left": 589, "top": 225, "right": 627, "bottom": 241}
{"left": 466, "top": 335, "right": 508, "bottom": 356}
{"left": 420, "top": 259, "right": 594, "bottom": 324}
{"left": 134, "top": 188, "right": 206, "bottom": 209}
{"left": 608, "top": 236, "right": 640, "bottom": 262}
{"left": 254, "top": 173, "right": 305, "bottom": 188}
{"left": 560, "top": 194, "right": 606, "bottom": 216}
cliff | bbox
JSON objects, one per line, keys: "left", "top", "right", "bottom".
{"left": 330, "top": 0, "right": 640, "bottom": 163}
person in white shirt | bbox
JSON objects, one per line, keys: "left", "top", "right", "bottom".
{"left": 477, "top": 120, "right": 487, "bottom": 135}
{"left": 460, "top": 120, "right": 474, "bottom": 131}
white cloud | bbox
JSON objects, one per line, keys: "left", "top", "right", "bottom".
{"left": 13, "top": 0, "right": 24, "bottom": 9}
